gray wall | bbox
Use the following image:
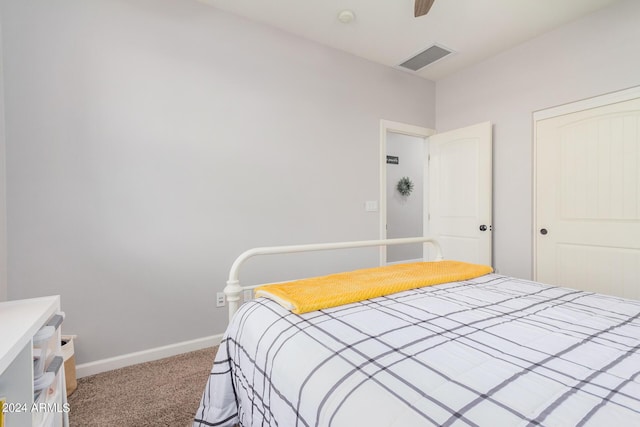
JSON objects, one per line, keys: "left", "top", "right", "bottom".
{"left": 0, "top": 0, "right": 435, "bottom": 363}
{"left": 0, "top": 13, "right": 5, "bottom": 302}
{"left": 0, "top": 138, "right": 4, "bottom": 302}
{"left": 436, "top": 0, "right": 640, "bottom": 280}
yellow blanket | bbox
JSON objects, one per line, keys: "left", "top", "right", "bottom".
{"left": 254, "top": 260, "right": 493, "bottom": 314}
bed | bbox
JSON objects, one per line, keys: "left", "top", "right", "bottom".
{"left": 194, "top": 237, "right": 640, "bottom": 426}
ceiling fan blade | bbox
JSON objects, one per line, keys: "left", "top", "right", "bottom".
{"left": 414, "top": 0, "right": 435, "bottom": 17}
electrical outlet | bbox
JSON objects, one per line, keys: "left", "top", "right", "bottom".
{"left": 216, "top": 292, "right": 226, "bottom": 307}
{"left": 243, "top": 289, "right": 253, "bottom": 302}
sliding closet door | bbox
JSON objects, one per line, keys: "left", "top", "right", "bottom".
{"left": 535, "top": 95, "right": 640, "bottom": 299}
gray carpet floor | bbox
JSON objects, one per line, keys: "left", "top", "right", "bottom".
{"left": 67, "top": 346, "right": 218, "bottom": 427}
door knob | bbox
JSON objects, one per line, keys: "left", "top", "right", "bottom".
{"left": 540, "top": 228, "right": 548, "bottom": 235}
{"left": 479, "top": 225, "right": 487, "bottom": 231}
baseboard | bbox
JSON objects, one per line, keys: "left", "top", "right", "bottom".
{"left": 76, "top": 333, "right": 223, "bottom": 378}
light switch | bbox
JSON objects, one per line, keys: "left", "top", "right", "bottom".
{"left": 365, "top": 201, "right": 378, "bottom": 212}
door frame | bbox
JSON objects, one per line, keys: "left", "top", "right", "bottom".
{"left": 532, "top": 85, "right": 640, "bottom": 280}
{"left": 379, "top": 120, "right": 436, "bottom": 265}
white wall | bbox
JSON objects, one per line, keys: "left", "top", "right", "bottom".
{"left": 436, "top": 0, "right": 640, "bottom": 280}
{"left": 0, "top": 15, "right": 6, "bottom": 302}
{"left": 386, "top": 133, "right": 424, "bottom": 262}
{"left": 0, "top": 0, "right": 435, "bottom": 364}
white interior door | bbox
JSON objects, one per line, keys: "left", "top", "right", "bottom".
{"left": 535, "top": 96, "right": 640, "bottom": 299}
{"left": 428, "top": 121, "right": 492, "bottom": 265}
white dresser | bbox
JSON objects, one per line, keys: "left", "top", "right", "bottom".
{"left": 0, "top": 296, "right": 69, "bottom": 427}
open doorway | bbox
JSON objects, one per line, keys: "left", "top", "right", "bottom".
{"left": 379, "top": 120, "right": 435, "bottom": 265}
{"left": 380, "top": 120, "right": 493, "bottom": 267}
{"left": 386, "top": 133, "right": 426, "bottom": 263}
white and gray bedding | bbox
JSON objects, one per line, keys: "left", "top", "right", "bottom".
{"left": 194, "top": 273, "right": 640, "bottom": 426}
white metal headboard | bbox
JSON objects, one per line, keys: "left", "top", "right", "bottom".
{"left": 223, "top": 236, "right": 443, "bottom": 322}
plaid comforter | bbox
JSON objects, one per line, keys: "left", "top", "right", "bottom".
{"left": 194, "top": 274, "right": 640, "bottom": 426}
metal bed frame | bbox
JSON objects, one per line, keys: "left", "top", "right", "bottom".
{"left": 222, "top": 236, "right": 443, "bottom": 322}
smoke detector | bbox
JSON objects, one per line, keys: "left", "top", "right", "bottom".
{"left": 337, "top": 10, "right": 355, "bottom": 24}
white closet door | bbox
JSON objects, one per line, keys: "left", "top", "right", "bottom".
{"left": 536, "top": 97, "right": 640, "bottom": 298}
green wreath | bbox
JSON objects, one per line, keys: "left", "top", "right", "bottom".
{"left": 396, "top": 176, "right": 414, "bottom": 196}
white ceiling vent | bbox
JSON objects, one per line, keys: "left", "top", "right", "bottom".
{"left": 398, "top": 44, "right": 453, "bottom": 72}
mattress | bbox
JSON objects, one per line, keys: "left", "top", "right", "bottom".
{"left": 194, "top": 273, "right": 640, "bottom": 426}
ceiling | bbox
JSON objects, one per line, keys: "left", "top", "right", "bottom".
{"left": 196, "top": 0, "right": 620, "bottom": 81}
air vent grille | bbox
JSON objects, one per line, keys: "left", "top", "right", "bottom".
{"left": 399, "top": 45, "right": 452, "bottom": 71}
